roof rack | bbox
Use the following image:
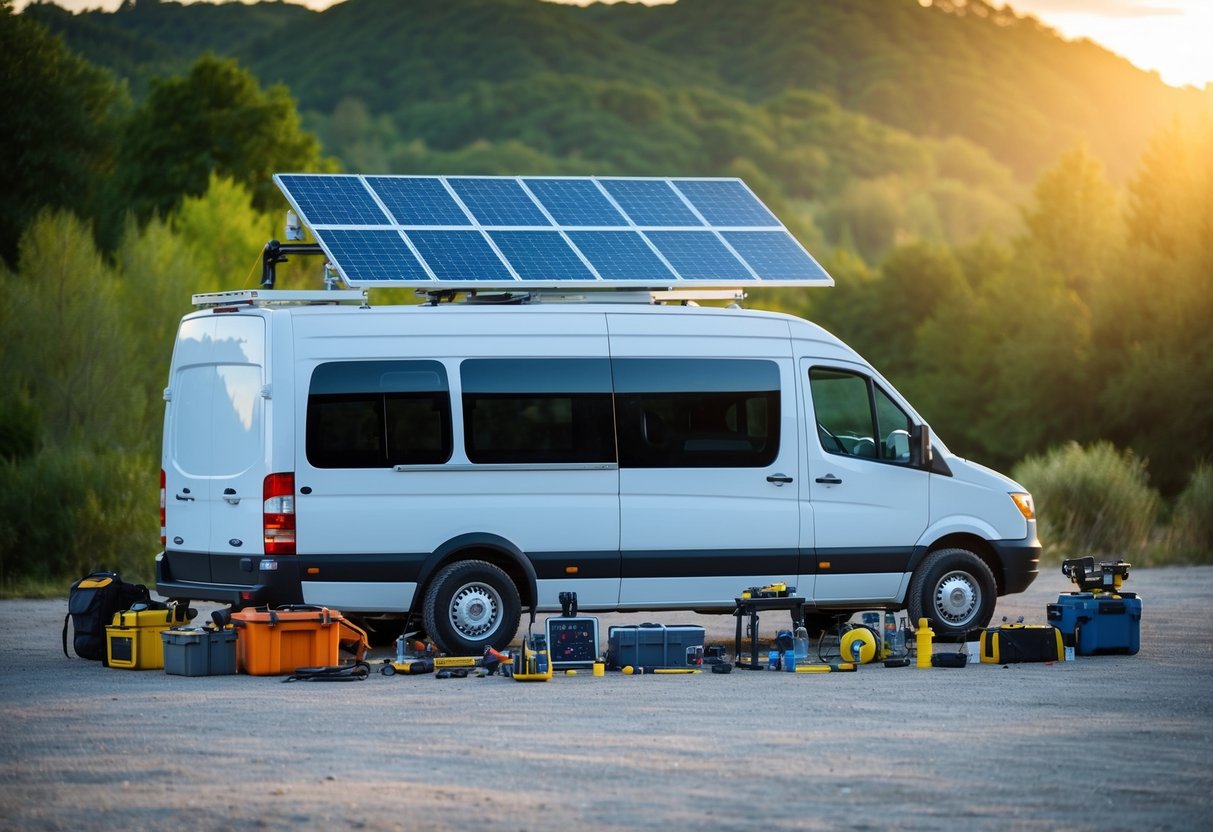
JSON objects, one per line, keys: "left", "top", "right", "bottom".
{"left": 192, "top": 289, "right": 368, "bottom": 309}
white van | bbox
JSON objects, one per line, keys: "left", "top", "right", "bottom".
{"left": 156, "top": 289, "right": 1040, "bottom": 653}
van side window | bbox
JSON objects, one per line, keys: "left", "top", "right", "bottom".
{"left": 613, "top": 358, "right": 780, "bottom": 468}
{"left": 461, "top": 359, "right": 615, "bottom": 464}
{"left": 809, "top": 368, "right": 913, "bottom": 462}
{"left": 307, "top": 361, "right": 452, "bottom": 468}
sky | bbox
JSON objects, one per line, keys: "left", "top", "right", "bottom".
{"left": 13, "top": 0, "right": 1213, "bottom": 89}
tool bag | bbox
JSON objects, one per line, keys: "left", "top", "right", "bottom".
{"left": 979, "top": 624, "right": 1064, "bottom": 664}
{"left": 62, "top": 571, "right": 152, "bottom": 665}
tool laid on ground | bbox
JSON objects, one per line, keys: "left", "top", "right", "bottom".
{"left": 512, "top": 626, "right": 553, "bottom": 682}
{"left": 379, "top": 635, "right": 436, "bottom": 675}
{"left": 795, "top": 662, "right": 856, "bottom": 673}
{"left": 1047, "top": 557, "right": 1142, "bottom": 655}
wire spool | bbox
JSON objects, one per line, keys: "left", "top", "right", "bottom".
{"left": 839, "top": 626, "right": 878, "bottom": 664}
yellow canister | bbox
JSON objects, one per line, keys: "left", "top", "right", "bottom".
{"left": 915, "top": 618, "right": 934, "bottom": 668}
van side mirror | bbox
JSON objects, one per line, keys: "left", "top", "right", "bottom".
{"left": 910, "top": 424, "right": 933, "bottom": 468}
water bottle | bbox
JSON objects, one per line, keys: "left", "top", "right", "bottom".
{"left": 793, "top": 625, "right": 809, "bottom": 662}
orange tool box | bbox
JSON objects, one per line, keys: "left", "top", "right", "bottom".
{"left": 230, "top": 606, "right": 368, "bottom": 676}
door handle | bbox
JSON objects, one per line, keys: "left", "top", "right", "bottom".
{"left": 175, "top": 493, "right": 195, "bottom": 502}
{"left": 815, "top": 475, "right": 843, "bottom": 485}
{"left": 766, "top": 474, "right": 794, "bottom": 485}
{"left": 223, "top": 487, "right": 240, "bottom": 505}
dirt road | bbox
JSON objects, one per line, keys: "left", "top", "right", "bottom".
{"left": 2, "top": 567, "right": 1210, "bottom": 831}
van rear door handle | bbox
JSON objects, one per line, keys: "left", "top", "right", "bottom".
{"left": 222, "top": 487, "right": 240, "bottom": 505}
{"left": 175, "top": 493, "right": 195, "bottom": 502}
{"left": 815, "top": 475, "right": 843, "bottom": 485}
{"left": 766, "top": 474, "right": 794, "bottom": 485}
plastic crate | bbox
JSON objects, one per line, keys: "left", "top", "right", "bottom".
{"left": 162, "top": 628, "right": 237, "bottom": 676}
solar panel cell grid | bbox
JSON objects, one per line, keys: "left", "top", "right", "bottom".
{"left": 366, "top": 176, "right": 471, "bottom": 227}
{"left": 277, "top": 175, "right": 388, "bottom": 226}
{"left": 312, "top": 229, "right": 431, "bottom": 282}
{"left": 405, "top": 230, "right": 514, "bottom": 282}
{"left": 486, "top": 231, "right": 595, "bottom": 281}
{"left": 645, "top": 231, "right": 755, "bottom": 281}
{"left": 673, "top": 179, "right": 779, "bottom": 227}
{"left": 523, "top": 179, "right": 628, "bottom": 227}
{"left": 565, "top": 231, "right": 675, "bottom": 281}
{"left": 447, "top": 178, "right": 551, "bottom": 227}
{"left": 598, "top": 179, "right": 703, "bottom": 227}
{"left": 720, "top": 231, "right": 829, "bottom": 281}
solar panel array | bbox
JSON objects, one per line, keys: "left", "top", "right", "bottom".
{"left": 273, "top": 174, "right": 833, "bottom": 290}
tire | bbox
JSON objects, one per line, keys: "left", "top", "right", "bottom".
{"left": 421, "top": 559, "right": 521, "bottom": 655}
{"left": 906, "top": 548, "right": 997, "bottom": 640}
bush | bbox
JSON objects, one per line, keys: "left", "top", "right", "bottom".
{"left": 1162, "top": 464, "right": 1213, "bottom": 564}
{"left": 0, "top": 445, "right": 158, "bottom": 591}
{"left": 1012, "top": 441, "right": 1159, "bottom": 563}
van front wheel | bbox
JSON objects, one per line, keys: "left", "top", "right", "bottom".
{"left": 906, "top": 548, "right": 996, "bottom": 640}
{"left": 422, "top": 559, "right": 521, "bottom": 655}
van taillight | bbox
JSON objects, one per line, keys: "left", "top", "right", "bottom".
{"left": 263, "top": 472, "right": 296, "bottom": 555}
{"left": 159, "top": 469, "right": 166, "bottom": 546}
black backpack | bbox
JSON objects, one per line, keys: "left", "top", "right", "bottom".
{"left": 62, "top": 571, "right": 152, "bottom": 665}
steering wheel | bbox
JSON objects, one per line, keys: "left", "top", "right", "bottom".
{"left": 817, "top": 423, "right": 844, "bottom": 453}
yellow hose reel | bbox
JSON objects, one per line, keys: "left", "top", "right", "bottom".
{"left": 839, "top": 626, "right": 878, "bottom": 664}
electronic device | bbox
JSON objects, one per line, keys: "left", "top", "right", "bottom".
{"left": 545, "top": 616, "right": 600, "bottom": 670}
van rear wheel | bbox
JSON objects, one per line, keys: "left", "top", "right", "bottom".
{"left": 422, "top": 559, "right": 521, "bottom": 655}
{"left": 907, "top": 548, "right": 996, "bottom": 641}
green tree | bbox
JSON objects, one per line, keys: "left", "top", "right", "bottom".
{"left": 1093, "top": 117, "right": 1213, "bottom": 493}
{"left": 115, "top": 53, "right": 336, "bottom": 226}
{"left": 1018, "top": 145, "right": 1120, "bottom": 297}
{"left": 0, "top": 6, "right": 127, "bottom": 266}
{"left": 0, "top": 211, "right": 140, "bottom": 451}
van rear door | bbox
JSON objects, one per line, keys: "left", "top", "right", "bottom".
{"left": 164, "top": 314, "right": 267, "bottom": 581}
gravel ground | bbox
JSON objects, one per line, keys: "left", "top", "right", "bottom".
{"left": 1, "top": 566, "right": 1211, "bottom": 832}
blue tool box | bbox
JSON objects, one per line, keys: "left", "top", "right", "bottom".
{"left": 1047, "top": 592, "right": 1141, "bottom": 655}
{"left": 607, "top": 623, "right": 705, "bottom": 669}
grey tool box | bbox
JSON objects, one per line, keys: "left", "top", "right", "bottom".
{"left": 161, "top": 627, "right": 237, "bottom": 676}
{"left": 607, "top": 623, "right": 705, "bottom": 669}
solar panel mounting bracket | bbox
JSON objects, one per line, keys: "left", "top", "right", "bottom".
{"left": 419, "top": 288, "right": 746, "bottom": 306}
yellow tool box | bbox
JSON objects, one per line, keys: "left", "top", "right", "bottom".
{"left": 105, "top": 604, "right": 192, "bottom": 670}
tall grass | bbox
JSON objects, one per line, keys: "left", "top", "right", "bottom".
{"left": 0, "top": 445, "right": 158, "bottom": 592}
{"left": 1012, "top": 441, "right": 1159, "bottom": 563}
{"left": 1163, "top": 464, "right": 1213, "bottom": 564}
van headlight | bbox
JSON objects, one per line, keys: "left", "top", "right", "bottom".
{"left": 1010, "top": 492, "right": 1035, "bottom": 520}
